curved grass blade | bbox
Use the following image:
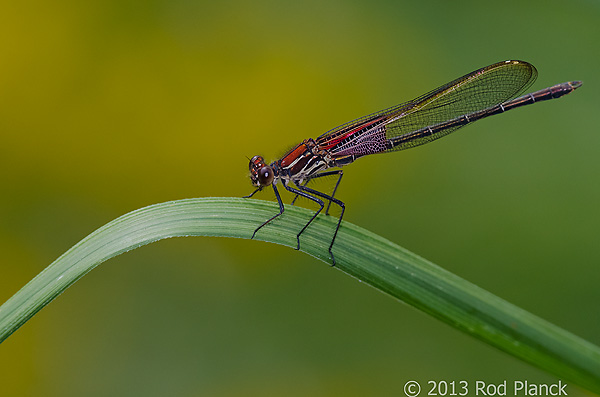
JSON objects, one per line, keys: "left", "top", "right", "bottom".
{"left": 0, "top": 197, "right": 599, "bottom": 392}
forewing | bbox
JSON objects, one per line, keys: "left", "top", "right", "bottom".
{"left": 384, "top": 60, "right": 537, "bottom": 151}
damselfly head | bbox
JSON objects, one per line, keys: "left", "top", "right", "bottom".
{"left": 249, "top": 155, "right": 275, "bottom": 187}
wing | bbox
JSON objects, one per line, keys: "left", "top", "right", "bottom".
{"left": 316, "top": 60, "right": 537, "bottom": 155}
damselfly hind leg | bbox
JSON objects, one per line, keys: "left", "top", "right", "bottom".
{"left": 288, "top": 180, "right": 345, "bottom": 266}
{"left": 290, "top": 170, "right": 344, "bottom": 216}
{"left": 323, "top": 170, "right": 343, "bottom": 216}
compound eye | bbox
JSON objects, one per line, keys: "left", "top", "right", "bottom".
{"left": 249, "top": 155, "right": 264, "bottom": 171}
{"left": 258, "top": 166, "right": 274, "bottom": 186}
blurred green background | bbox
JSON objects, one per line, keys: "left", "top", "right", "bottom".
{"left": 1, "top": 0, "right": 599, "bottom": 396}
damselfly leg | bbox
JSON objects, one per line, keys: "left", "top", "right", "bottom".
{"left": 246, "top": 176, "right": 345, "bottom": 265}
{"left": 290, "top": 170, "right": 344, "bottom": 215}
{"left": 288, "top": 181, "right": 345, "bottom": 265}
{"left": 249, "top": 184, "right": 285, "bottom": 240}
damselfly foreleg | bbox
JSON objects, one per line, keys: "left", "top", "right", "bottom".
{"left": 249, "top": 184, "right": 285, "bottom": 239}
{"left": 243, "top": 187, "right": 260, "bottom": 199}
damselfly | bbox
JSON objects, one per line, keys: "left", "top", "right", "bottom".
{"left": 245, "top": 60, "right": 581, "bottom": 265}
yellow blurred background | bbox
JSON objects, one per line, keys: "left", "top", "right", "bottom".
{"left": 1, "top": 1, "right": 599, "bottom": 396}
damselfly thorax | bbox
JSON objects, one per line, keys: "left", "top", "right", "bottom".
{"left": 245, "top": 60, "right": 582, "bottom": 266}
{"left": 249, "top": 141, "right": 330, "bottom": 188}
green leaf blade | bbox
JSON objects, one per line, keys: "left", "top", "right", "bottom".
{"left": 1, "top": 197, "right": 599, "bottom": 393}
